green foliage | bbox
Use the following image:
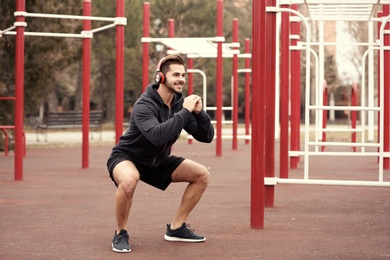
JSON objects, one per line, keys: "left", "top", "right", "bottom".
{"left": 0, "top": 0, "right": 253, "bottom": 125}
{"left": 1, "top": 0, "right": 83, "bottom": 120}
{"left": 0, "top": 1, "right": 17, "bottom": 127}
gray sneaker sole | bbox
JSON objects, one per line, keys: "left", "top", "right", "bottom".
{"left": 112, "top": 243, "right": 131, "bottom": 253}
{"left": 164, "top": 234, "right": 206, "bottom": 243}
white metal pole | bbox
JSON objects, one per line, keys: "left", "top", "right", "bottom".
{"left": 368, "top": 21, "right": 375, "bottom": 141}
{"left": 186, "top": 69, "right": 207, "bottom": 111}
{"left": 318, "top": 20, "right": 324, "bottom": 143}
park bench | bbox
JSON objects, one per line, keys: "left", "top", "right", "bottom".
{"left": 35, "top": 110, "right": 104, "bottom": 142}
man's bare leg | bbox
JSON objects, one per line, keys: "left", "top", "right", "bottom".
{"left": 113, "top": 161, "right": 140, "bottom": 233}
{"left": 169, "top": 159, "right": 210, "bottom": 229}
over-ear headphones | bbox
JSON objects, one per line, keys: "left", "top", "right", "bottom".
{"left": 155, "top": 57, "right": 166, "bottom": 83}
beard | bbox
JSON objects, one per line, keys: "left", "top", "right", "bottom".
{"left": 166, "top": 81, "right": 184, "bottom": 95}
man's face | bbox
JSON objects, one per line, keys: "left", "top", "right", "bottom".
{"left": 164, "top": 64, "right": 186, "bottom": 94}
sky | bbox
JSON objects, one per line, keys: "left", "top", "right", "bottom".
{"left": 335, "top": 21, "right": 361, "bottom": 84}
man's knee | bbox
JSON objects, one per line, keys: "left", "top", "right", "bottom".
{"left": 198, "top": 165, "right": 210, "bottom": 186}
{"left": 118, "top": 177, "right": 138, "bottom": 197}
{"left": 113, "top": 161, "right": 139, "bottom": 196}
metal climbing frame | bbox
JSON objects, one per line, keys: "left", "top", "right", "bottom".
{"left": 0, "top": 0, "right": 126, "bottom": 179}
{"left": 266, "top": 0, "right": 390, "bottom": 187}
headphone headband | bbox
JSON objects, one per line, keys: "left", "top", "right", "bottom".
{"left": 156, "top": 57, "right": 166, "bottom": 72}
{"left": 155, "top": 57, "right": 167, "bottom": 83}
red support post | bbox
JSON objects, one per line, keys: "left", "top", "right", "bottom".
{"left": 264, "top": 0, "right": 277, "bottom": 207}
{"left": 115, "top": 0, "right": 125, "bottom": 144}
{"left": 142, "top": 2, "right": 150, "bottom": 93}
{"left": 351, "top": 83, "right": 357, "bottom": 152}
{"left": 82, "top": 0, "right": 91, "bottom": 168}
{"left": 168, "top": 18, "right": 175, "bottom": 55}
{"left": 14, "top": 0, "right": 26, "bottom": 180}
{"left": 280, "top": 3, "right": 291, "bottom": 178}
{"left": 322, "top": 81, "right": 328, "bottom": 152}
{"left": 232, "top": 18, "right": 239, "bottom": 150}
{"left": 216, "top": 0, "right": 223, "bottom": 157}
{"left": 168, "top": 18, "right": 175, "bottom": 38}
{"left": 290, "top": 5, "right": 301, "bottom": 168}
{"left": 244, "top": 39, "right": 251, "bottom": 145}
{"left": 251, "top": 0, "right": 266, "bottom": 229}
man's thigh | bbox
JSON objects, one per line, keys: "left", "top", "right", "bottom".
{"left": 113, "top": 160, "right": 140, "bottom": 185}
{"left": 171, "top": 159, "right": 209, "bottom": 183}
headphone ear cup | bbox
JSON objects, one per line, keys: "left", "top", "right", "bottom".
{"left": 155, "top": 71, "right": 165, "bottom": 83}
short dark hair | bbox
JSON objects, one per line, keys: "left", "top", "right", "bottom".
{"left": 160, "top": 54, "right": 185, "bottom": 75}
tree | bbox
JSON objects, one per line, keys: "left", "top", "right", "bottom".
{"left": 1, "top": 0, "right": 255, "bottom": 126}
{"left": 0, "top": 1, "right": 83, "bottom": 121}
{"left": 91, "top": 0, "right": 144, "bottom": 123}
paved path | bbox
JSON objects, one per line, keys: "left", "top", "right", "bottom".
{"left": 1, "top": 136, "right": 390, "bottom": 259}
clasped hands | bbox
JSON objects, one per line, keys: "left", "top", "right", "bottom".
{"left": 183, "top": 94, "right": 202, "bottom": 114}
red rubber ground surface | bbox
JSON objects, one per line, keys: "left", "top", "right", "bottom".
{"left": 1, "top": 140, "right": 389, "bottom": 259}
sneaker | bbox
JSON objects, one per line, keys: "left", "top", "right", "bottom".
{"left": 112, "top": 229, "right": 131, "bottom": 253}
{"left": 164, "top": 223, "right": 206, "bottom": 242}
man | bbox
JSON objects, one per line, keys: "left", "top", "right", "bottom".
{"left": 107, "top": 54, "right": 214, "bottom": 253}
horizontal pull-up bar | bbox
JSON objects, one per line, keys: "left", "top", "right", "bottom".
{"left": 290, "top": 151, "right": 390, "bottom": 157}
{"left": 2, "top": 22, "right": 120, "bottom": 39}
{"left": 307, "top": 141, "right": 380, "bottom": 148}
{"left": 3, "top": 31, "right": 84, "bottom": 38}
{"left": 265, "top": 177, "right": 390, "bottom": 187}
{"left": 2, "top": 10, "right": 126, "bottom": 39}
{"left": 141, "top": 37, "right": 225, "bottom": 43}
{"left": 14, "top": 11, "right": 126, "bottom": 23}
{"left": 0, "top": 25, "right": 16, "bottom": 35}
{"left": 308, "top": 105, "right": 381, "bottom": 112}
{"left": 237, "top": 68, "right": 251, "bottom": 73}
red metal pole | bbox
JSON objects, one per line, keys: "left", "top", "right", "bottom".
{"left": 280, "top": 3, "right": 291, "bottom": 179}
{"left": 14, "top": 0, "right": 25, "bottom": 180}
{"left": 383, "top": 5, "right": 390, "bottom": 169}
{"left": 142, "top": 2, "right": 150, "bottom": 93}
{"left": 322, "top": 81, "right": 327, "bottom": 152}
{"left": 290, "top": 5, "right": 301, "bottom": 168}
{"left": 351, "top": 83, "right": 357, "bottom": 152}
{"left": 187, "top": 57, "right": 194, "bottom": 145}
{"left": 251, "top": 0, "right": 266, "bottom": 229}
{"left": 82, "top": 0, "right": 91, "bottom": 168}
{"left": 264, "top": 0, "right": 276, "bottom": 207}
{"left": 168, "top": 18, "right": 175, "bottom": 65}
{"left": 232, "top": 18, "right": 239, "bottom": 150}
{"left": 168, "top": 19, "right": 175, "bottom": 38}
{"left": 216, "top": 0, "right": 223, "bottom": 157}
{"left": 115, "top": 0, "right": 125, "bottom": 144}
{"left": 244, "top": 39, "right": 251, "bottom": 145}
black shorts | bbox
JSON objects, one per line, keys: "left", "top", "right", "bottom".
{"left": 107, "top": 153, "right": 185, "bottom": 191}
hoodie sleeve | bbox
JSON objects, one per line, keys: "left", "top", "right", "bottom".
{"left": 132, "top": 98, "right": 193, "bottom": 146}
{"left": 184, "top": 110, "right": 214, "bottom": 143}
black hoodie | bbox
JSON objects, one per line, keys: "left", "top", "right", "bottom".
{"left": 111, "top": 82, "right": 214, "bottom": 167}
